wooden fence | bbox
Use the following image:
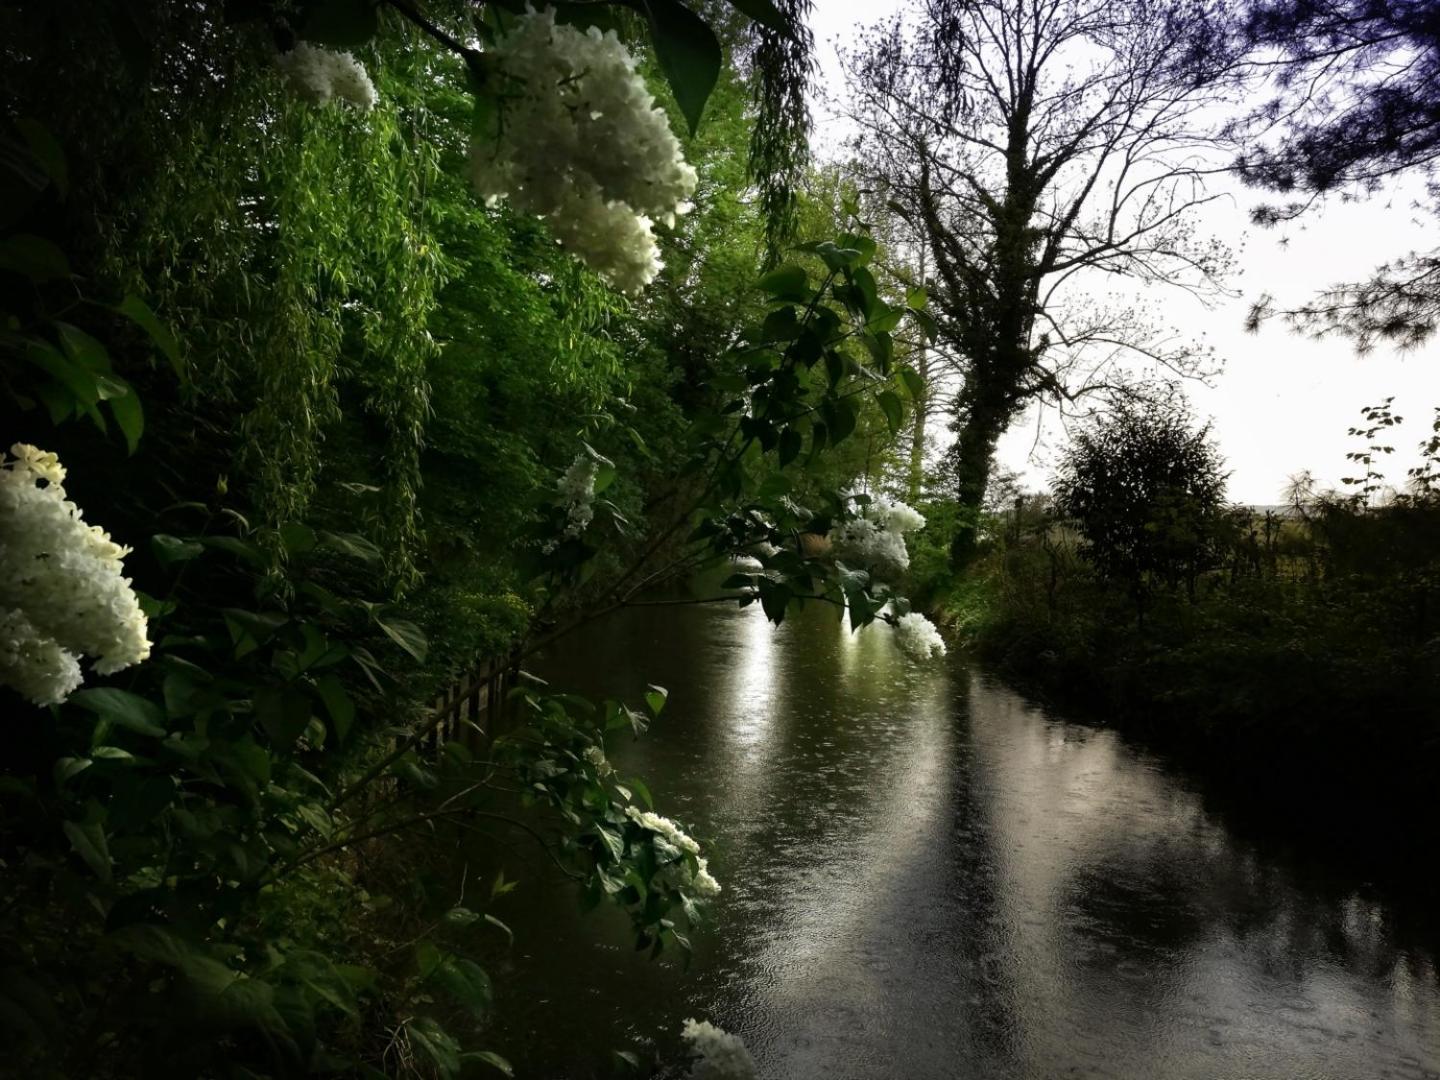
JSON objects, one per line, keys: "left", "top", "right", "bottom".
{"left": 426, "top": 653, "right": 519, "bottom": 753}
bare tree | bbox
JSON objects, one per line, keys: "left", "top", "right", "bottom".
{"left": 844, "top": 0, "right": 1237, "bottom": 566}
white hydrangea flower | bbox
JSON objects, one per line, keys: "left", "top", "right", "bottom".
{"left": 681, "top": 1018, "right": 756, "bottom": 1080}
{"left": 827, "top": 495, "right": 926, "bottom": 579}
{"left": 557, "top": 454, "right": 599, "bottom": 537}
{"left": 275, "top": 41, "right": 378, "bottom": 111}
{"left": 0, "top": 445, "right": 150, "bottom": 705}
{"left": 893, "top": 611, "right": 947, "bottom": 661}
{"left": 470, "top": 8, "right": 697, "bottom": 292}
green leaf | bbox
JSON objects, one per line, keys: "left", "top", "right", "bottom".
{"left": 758, "top": 263, "right": 808, "bottom": 300}
{"left": 778, "top": 425, "right": 803, "bottom": 467}
{"left": 644, "top": 684, "right": 668, "bottom": 716}
{"left": 90, "top": 746, "right": 138, "bottom": 763}
{"left": 868, "top": 305, "right": 904, "bottom": 333}
{"left": 461, "top": 1050, "right": 514, "bottom": 1077}
{"left": 414, "top": 942, "right": 444, "bottom": 980}
{"left": 278, "top": 521, "right": 317, "bottom": 555}
{"left": 223, "top": 608, "right": 289, "bottom": 647}
{"left": 374, "top": 614, "right": 428, "bottom": 664}
{"left": 200, "top": 535, "right": 265, "bottom": 566}
{"left": 761, "top": 305, "right": 801, "bottom": 341}
{"left": 483, "top": 913, "right": 514, "bottom": 945}
{"left": 314, "top": 673, "right": 354, "bottom": 744}
{"left": 434, "top": 957, "right": 493, "bottom": 1014}
{"left": 0, "top": 234, "right": 70, "bottom": 281}
{"left": 877, "top": 390, "right": 904, "bottom": 434}
{"left": 319, "top": 529, "right": 383, "bottom": 563}
{"left": 62, "top": 809, "right": 111, "bottom": 883}
{"left": 899, "top": 366, "right": 926, "bottom": 400}
{"left": 827, "top": 396, "right": 859, "bottom": 444}
{"left": 626, "top": 773, "right": 658, "bottom": 813}
{"left": 22, "top": 339, "right": 99, "bottom": 407}
{"left": 53, "top": 756, "right": 92, "bottom": 785}
{"left": 148, "top": 533, "right": 201, "bottom": 567}
{"left": 638, "top": 0, "right": 722, "bottom": 137}
{"left": 906, "top": 284, "right": 928, "bottom": 309}
{"left": 115, "top": 294, "right": 183, "bottom": 380}
{"left": 71, "top": 688, "right": 166, "bottom": 737}
{"left": 254, "top": 687, "right": 313, "bottom": 749}
{"left": 107, "top": 384, "right": 144, "bottom": 454}
{"left": 443, "top": 906, "right": 481, "bottom": 928}
{"left": 406, "top": 1018, "right": 462, "bottom": 1078}
{"left": 298, "top": 0, "right": 379, "bottom": 47}
{"left": 724, "top": 0, "right": 789, "bottom": 32}
{"left": 15, "top": 118, "right": 68, "bottom": 197}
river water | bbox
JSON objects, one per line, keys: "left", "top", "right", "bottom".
{"left": 471, "top": 601, "right": 1440, "bottom": 1079}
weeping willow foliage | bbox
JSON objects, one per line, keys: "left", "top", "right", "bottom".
{"left": 82, "top": 22, "right": 445, "bottom": 594}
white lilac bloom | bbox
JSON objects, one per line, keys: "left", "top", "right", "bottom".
{"left": 827, "top": 495, "right": 926, "bottom": 579}
{"left": 681, "top": 1018, "right": 756, "bottom": 1080}
{"left": 625, "top": 805, "right": 721, "bottom": 897}
{"left": 469, "top": 8, "right": 697, "bottom": 292}
{"left": 625, "top": 806, "right": 701, "bottom": 855}
{"left": 0, "top": 445, "right": 150, "bottom": 706}
{"left": 893, "top": 611, "right": 947, "bottom": 661}
{"left": 558, "top": 454, "right": 599, "bottom": 536}
{"left": 692, "top": 856, "right": 722, "bottom": 898}
{"left": 582, "top": 744, "right": 614, "bottom": 777}
{"left": 275, "top": 41, "right": 379, "bottom": 111}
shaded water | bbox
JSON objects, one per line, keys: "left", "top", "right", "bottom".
{"left": 473, "top": 602, "right": 1440, "bottom": 1078}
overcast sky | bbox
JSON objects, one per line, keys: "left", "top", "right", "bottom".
{"left": 805, "top": 1, "right": 1437, "bottom": 505}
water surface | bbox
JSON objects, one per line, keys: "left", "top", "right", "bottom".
{"left": 472, "top": 601, "right": 1440, "bottom": 1079}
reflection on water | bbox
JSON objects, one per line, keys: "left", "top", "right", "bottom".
{"left": 474, "top": 601, "right": 1440, "bottom": 1079}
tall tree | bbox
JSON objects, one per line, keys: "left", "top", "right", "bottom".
{"left": 845, "top": 0, "right": 1235, "bottom": 566}
{"left": 1230, "top": 0, "right": 1440, "bottom": 353}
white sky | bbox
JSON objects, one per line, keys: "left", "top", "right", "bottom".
{"left": 805, "top": 0, "right": 1439, "bottom": 505}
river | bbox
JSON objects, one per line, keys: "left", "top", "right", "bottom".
{"left": 467, "top": 600, "right": 1440, "bottom": 1079}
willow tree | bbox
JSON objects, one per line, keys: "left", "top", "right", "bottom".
{"left": 845, "top": 0, "right": 1237, "bottom": 566}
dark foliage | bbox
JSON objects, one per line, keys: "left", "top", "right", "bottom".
{"left": 1232, "top": 0, "right": 1440, "bottom": 351}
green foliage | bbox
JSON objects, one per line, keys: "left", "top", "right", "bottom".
{"left": 934, "top": 402, "right": 1440, "bottom": 803}
{"left": 0, "top": 5, "right": 903, "bottom": 1075}
{"left": 1053, "top": 398, "right": 1229, "bottom": 603}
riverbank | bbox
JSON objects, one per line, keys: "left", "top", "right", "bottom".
{"left": 925, "top": 553, "right": 1440, "bottom": 817}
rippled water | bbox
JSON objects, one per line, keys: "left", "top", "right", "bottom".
{"left": 469, "top": 601, "right": 1440, "bottom": 1079}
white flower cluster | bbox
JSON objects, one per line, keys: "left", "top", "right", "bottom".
{"left": 626, "top": 806, "right": 721, "bottom": 897}
{"left": 681, "top": 1018, "right": 756, "bottom": 1080}
{"left": 470, "top": 8, "right": 697, "bottom": 293}
{"left": 0, "top": 445, "right": 150, "bottom": 706}
{"left": 558, "top": 454, "right": 599, "bottom": 536}
{"left": 828, "top": 495, "right": 927, "bottom": 579}
{"left": 582, "top": 743, "right": 614, "bottom": 777}
{"left": 893, "top": 611, "right": 947, "bottom": 661}
{"left": 275, "top": 41, "right": 378, "bottom": 111}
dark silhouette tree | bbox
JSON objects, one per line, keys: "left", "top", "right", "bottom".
{"left": 843, "top": 0, "right": 1237, "bottom": 568}
{"left": 1231, "top": 0, "right": 1440, "bottom": 352}
{"left": 1053, "top": 394, "right": 1229, "bottom": 614}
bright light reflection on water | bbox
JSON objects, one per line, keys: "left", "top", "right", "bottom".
{"left": 468, "top": 601, "right": 1440, "bottom": 1079}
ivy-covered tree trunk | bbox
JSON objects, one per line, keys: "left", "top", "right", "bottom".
{"left": 947, "top": 402, "right": 1005, "bottom": 567}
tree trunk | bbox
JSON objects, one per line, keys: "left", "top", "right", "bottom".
{"left": 948, "top": 411, "right": 1003, "bottom": 569}
{"left": 907, "top": 359, "right": 928, "bottom": 503}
